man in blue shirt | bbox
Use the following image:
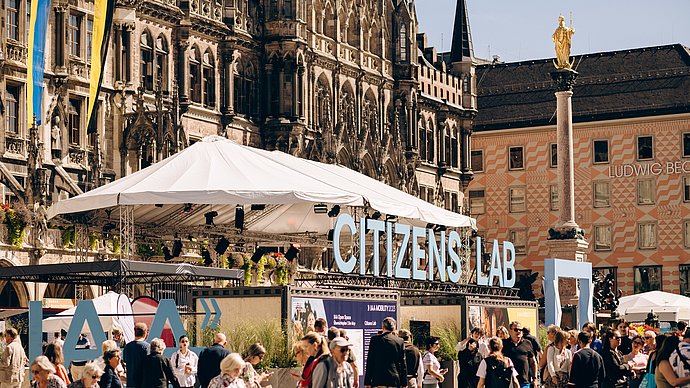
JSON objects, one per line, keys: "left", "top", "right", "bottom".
{"left": 123, "top": 322, "right": 150, "bottom": 388}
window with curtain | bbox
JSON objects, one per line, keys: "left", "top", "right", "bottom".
{"left": 638, "top": 222, "right": 657, "bottom": 249}
{"left": 637, "top": 135, "right": 654, "bottom": 160}
{"left": 594, "top": 224, "right": 612, "bottom": 251}
{"left": 5, "top": 85, "right": 19, "bottom": 135}
{"left": 550, "top": 143, "right": 557, "bottom": 167}
{"left": 451, "top": 128, "right": 458, "bottom": 168}
{"left": 637, "top": 178, "right": 655, "bottom": 205}
{"left": 550, "top": 185, "right": 559, "bottom": 211}
{"left": 427, "top": 121, "right": 434, "bottom": 163}
{"left": 86, "top": 18, "right": 93, "bottom": 60}
{"left": 469, "top": 189, "right": 485, "bottom": 215}
{"left": 140, "top": 32, "right": 154, "bottom": 91}
{"left": 593, "top": 181, "right": 610, "bottom": 208}
{"left": 509, "top": 186, "right": 526, "bottom": 213}
{"left": 509, "top": 229, "right": 527, "bottom": 254}
{"left": 419, "top": 121, "right": 427, "bottom": 160}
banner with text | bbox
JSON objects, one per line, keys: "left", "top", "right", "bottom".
{"left": 291, "top": 297, "right": 397, "bottom": 386}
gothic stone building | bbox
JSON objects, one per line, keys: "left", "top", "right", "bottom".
{"left": 0, "top": 0, "right": 477, "bottom": 305}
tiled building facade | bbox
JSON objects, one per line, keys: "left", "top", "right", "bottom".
{"left": 468, "top": 45, "right": 690, "bottom": 296}
{"left": 0, "top": 0, "right": 478, "bottom": 306}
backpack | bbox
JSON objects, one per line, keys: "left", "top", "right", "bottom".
{"left": 484, "top": 356, "right": 513, "bottom": 388}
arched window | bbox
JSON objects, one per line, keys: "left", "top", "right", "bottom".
{"left": 444, "top": 127, "right": 451, "bottom": 165}
{"left": 246, "top": 64, "right": 257, "bottom": 116}
{"left": 399, "top": 24, "right": 407, "bottom": 61}
{"left": 202, "top": 50, "right": 215, "bottom": 108}
{"left": 155, "top": 35, "right": 169, "bottom": 91}
{"left": 284, "top": 0, "right": 292, "bottom": 18}
{"left": 418, "top": 120, "right": 427, "bottom": 160}
{"left": 269, "top": 0, "right": 278, "bottom": 19}
{"left": 347, "top": 14, "right": 358, "bottom": 47}
{"left": 189, "top": 47, "right": 201, "bottom": 103}
{"left": 324, "top": 4, "right": 336, "bottom": 40}
{"left": 140, "top": 31, "right": 154, "bottom": 91}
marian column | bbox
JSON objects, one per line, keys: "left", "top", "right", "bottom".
{"left": 547, "top": 15, "right": 589, "bottom": 310}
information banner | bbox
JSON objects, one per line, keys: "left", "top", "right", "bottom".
{"left": 291, "top": 297, "right": 397, "bottom": 386}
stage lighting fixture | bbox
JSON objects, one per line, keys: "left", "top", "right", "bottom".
{"left": 201, "top": 247, "right": 213, "bottom": 266}
{"left": 327, "top": 229, "right": 335, "bottom": 241}
{"left": 235, "top": 206, "right": 245, "bottom": 230}
{"left": 251, "top": 204, "right": 266, "bottom": 211}
{"left": 250, "top": 247, "right": 265, "bottom": 263}
{"left": 370, "top": 211, "right": 381, "bottom": 220}
{"left": 313, "top": 203, "right": 328, "bottom": 214}
{"left": 285, "top": 244, "right": 301, "bottom": 261}
{"left": 172, "top": 239, "right": 183, "bottom": 257}
{"left": 386, "top": 214, "right": 398, "bottom": 223}
{"left": 204, "top": 210, "right": 218, "bottom": 226}
{"left": 163, "top": 246, "right": 173, "bottom": 261}
{"left": 327, "top": 205, "right": 340, "bottom": 218}
{"left": 215, "top": 237, "right": 230, "bottom": 255}
{"left": 102, "top": 223, "right": 116, "bottom": 233}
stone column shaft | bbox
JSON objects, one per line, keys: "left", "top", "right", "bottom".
{"left": 555, "top": 89, "right": 578, "bottom": 230}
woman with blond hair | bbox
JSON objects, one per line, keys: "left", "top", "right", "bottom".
{"left": 208, "top": 353, "right": 247, "bottom": 388}
{"left": 43, "top": 342, "right": 71, "bottom": 384}
{"left": 300, "top": 332, "right": 330, "bottom": 388}
{"left": 544, "top": 330, "right": 572, "bottom": 388}
{"left": 67, "top": 362, "right": 103, "bottom": 388}
{"left": 30, "top": 355, "right": 67, "bottom": 388}
{"left": 495, "top": 326, "right": 509, "bottom": 340}
{"left": 95, "top": 340, "right": 126, "bottom": 383}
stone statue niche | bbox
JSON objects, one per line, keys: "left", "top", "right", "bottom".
{"left": 50, "top": 113, "right": 63, "bottom": 159}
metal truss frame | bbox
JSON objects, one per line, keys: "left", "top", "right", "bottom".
{"left": 294, "top": 273, "right": 519, "bottom": 298}
{"left": 119, "top": 205, "right": 134, "bottom": 259}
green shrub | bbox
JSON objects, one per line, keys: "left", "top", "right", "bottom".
{"left": 225, "top": 319, "right": 296, "bottom": 369}
{"left": 432, "top": 321, "right": 462, "bottom": 361}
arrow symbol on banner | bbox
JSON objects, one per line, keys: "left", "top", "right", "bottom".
{"left": 200, "top": 298, "right": 212, "bottom": 329}
{"left": 210, "top": 298, "right": 221, "bottom": 329}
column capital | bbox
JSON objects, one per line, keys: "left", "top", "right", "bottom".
{"left": 551, "top": 68, "right": 578, "bottom": 92}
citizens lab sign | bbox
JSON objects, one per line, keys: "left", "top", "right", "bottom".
{"left": 609, "top": 161, "right": 690, "bottom": 178}
{"left": 331, "top": 214, "right": 516, "bottom": 288}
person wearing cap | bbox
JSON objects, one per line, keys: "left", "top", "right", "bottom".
{"left": 668, "top": 329, "right": 690, "bottom": 387}
{"left": 312, "top": 337, "right": 354, "bottom": 388}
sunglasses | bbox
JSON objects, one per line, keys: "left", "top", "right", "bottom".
{"left": 614, "top": 336, "right": 621, "bottom": 339}
{"left": 31, "top": 369, "right": 41, "bottom": 374}
{"left": 633, "top": 341, "right": 644, "bottom": 345}
{"left": 340, "top": 347, "right": 350, "bottom": 353}
{"left": 645, "top": 336, "right": 653, "bottom": 339}
{"left": 512, "top": 328, "right": 522, "bottom": 332}
{"left": 91, "top": 375, "right": 100, "bottom": 379}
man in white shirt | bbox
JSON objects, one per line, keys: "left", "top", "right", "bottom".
{"left": 670, "top": 329, "right": 690, "bottom": 388}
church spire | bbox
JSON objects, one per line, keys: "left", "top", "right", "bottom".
{"left": 450, "top": 0, "right": 474, "bottom": 63}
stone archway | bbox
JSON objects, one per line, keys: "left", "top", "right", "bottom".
{"left": 0, "top": 260, "right": 30, "bottom": 308}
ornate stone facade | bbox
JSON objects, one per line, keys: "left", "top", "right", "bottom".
{"left": 0, "top": 0, "right": 477, "bottom": 304}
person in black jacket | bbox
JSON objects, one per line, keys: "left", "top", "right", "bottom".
{"left": 457, "top": 338, "right": 482, "bottom": 388}
{"left": 569, "top": 332, "right": 606, "bottom": 388}
{"left": 99, "top": 349, "right": 123, "bottom": 388}
{"left": 398, "top": 329, "right": 422, "bottom": 388}
{"left": 616, "top": 320, "right": 633, "bottom": 356}
{"left": 601, "top": 328, "right": 634, "bottom": 388}
{"left": 122, "top": 323, "right": 149, "bottom": 388}
{"left": 140, "top": 338, "right": 180, "bottom": 388}
{"left": 198, "top": 333, "right": 230, "bottom": 388}
{"left": 364, "top": 317, "right": 407, "bottom": 388}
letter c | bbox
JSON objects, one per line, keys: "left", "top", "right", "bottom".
{"left": 333, "top": 214, "right": 357, "bottom": 273}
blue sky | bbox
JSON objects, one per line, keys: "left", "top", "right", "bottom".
{"left": 415, "top": 0, "right": 690, "bottom": 63}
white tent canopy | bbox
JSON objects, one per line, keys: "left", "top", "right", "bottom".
{"left": 48, "top": 136, "right": 475, "bottom": 232}
{"left": 617, "top": 291, "right": 690, "bottom": 322}
{"left": 42, "top": 292, "right": 135, "bottom": 342}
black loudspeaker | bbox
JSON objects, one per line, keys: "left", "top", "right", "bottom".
{"left": 172, "top": 239, "right": 183, "bottom": 258}
{"left": 215, "top": 237, "right": 230, "bottom": 255}
{"left": 285, "top": 244, "right": 300, "bottom": 261}
{"left": 250, "top": 247, "right": 265, "bottom": 263}
{"left": 235, "top": 207, "right": 245, "bottom": 229}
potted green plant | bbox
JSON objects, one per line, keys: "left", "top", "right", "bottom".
{"left": 2, "top": 203, "right": 29, "bottom": 248}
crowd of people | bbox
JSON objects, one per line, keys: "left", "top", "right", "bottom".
{"left": 2, "top": 318, "right": 690, "bottom": 388}
{"left": 0, "top": 323, "right": 273, "bottom": 388}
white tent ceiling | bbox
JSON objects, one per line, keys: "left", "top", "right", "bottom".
{"left": 617, "top": 291, "right": 690, "bottom": 322}
{"left": 48, "top": 136, "right": 475, "bottom": 237}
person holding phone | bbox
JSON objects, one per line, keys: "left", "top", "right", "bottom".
{"left": 171, "top": 335, "right": 199, "bottom": 388}
{"left": 243, "top": 343, "right": 272, "bottom": 388}
{"left": 422, "top": 336, "right": 447, "bottom": 388}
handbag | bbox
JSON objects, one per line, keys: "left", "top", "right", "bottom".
{"left": 638, "top": 361, "right": 656, "bottom": 388}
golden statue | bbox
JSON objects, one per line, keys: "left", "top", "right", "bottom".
{"left": 552, "top": 14, "right": 575, "bottom": 69}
